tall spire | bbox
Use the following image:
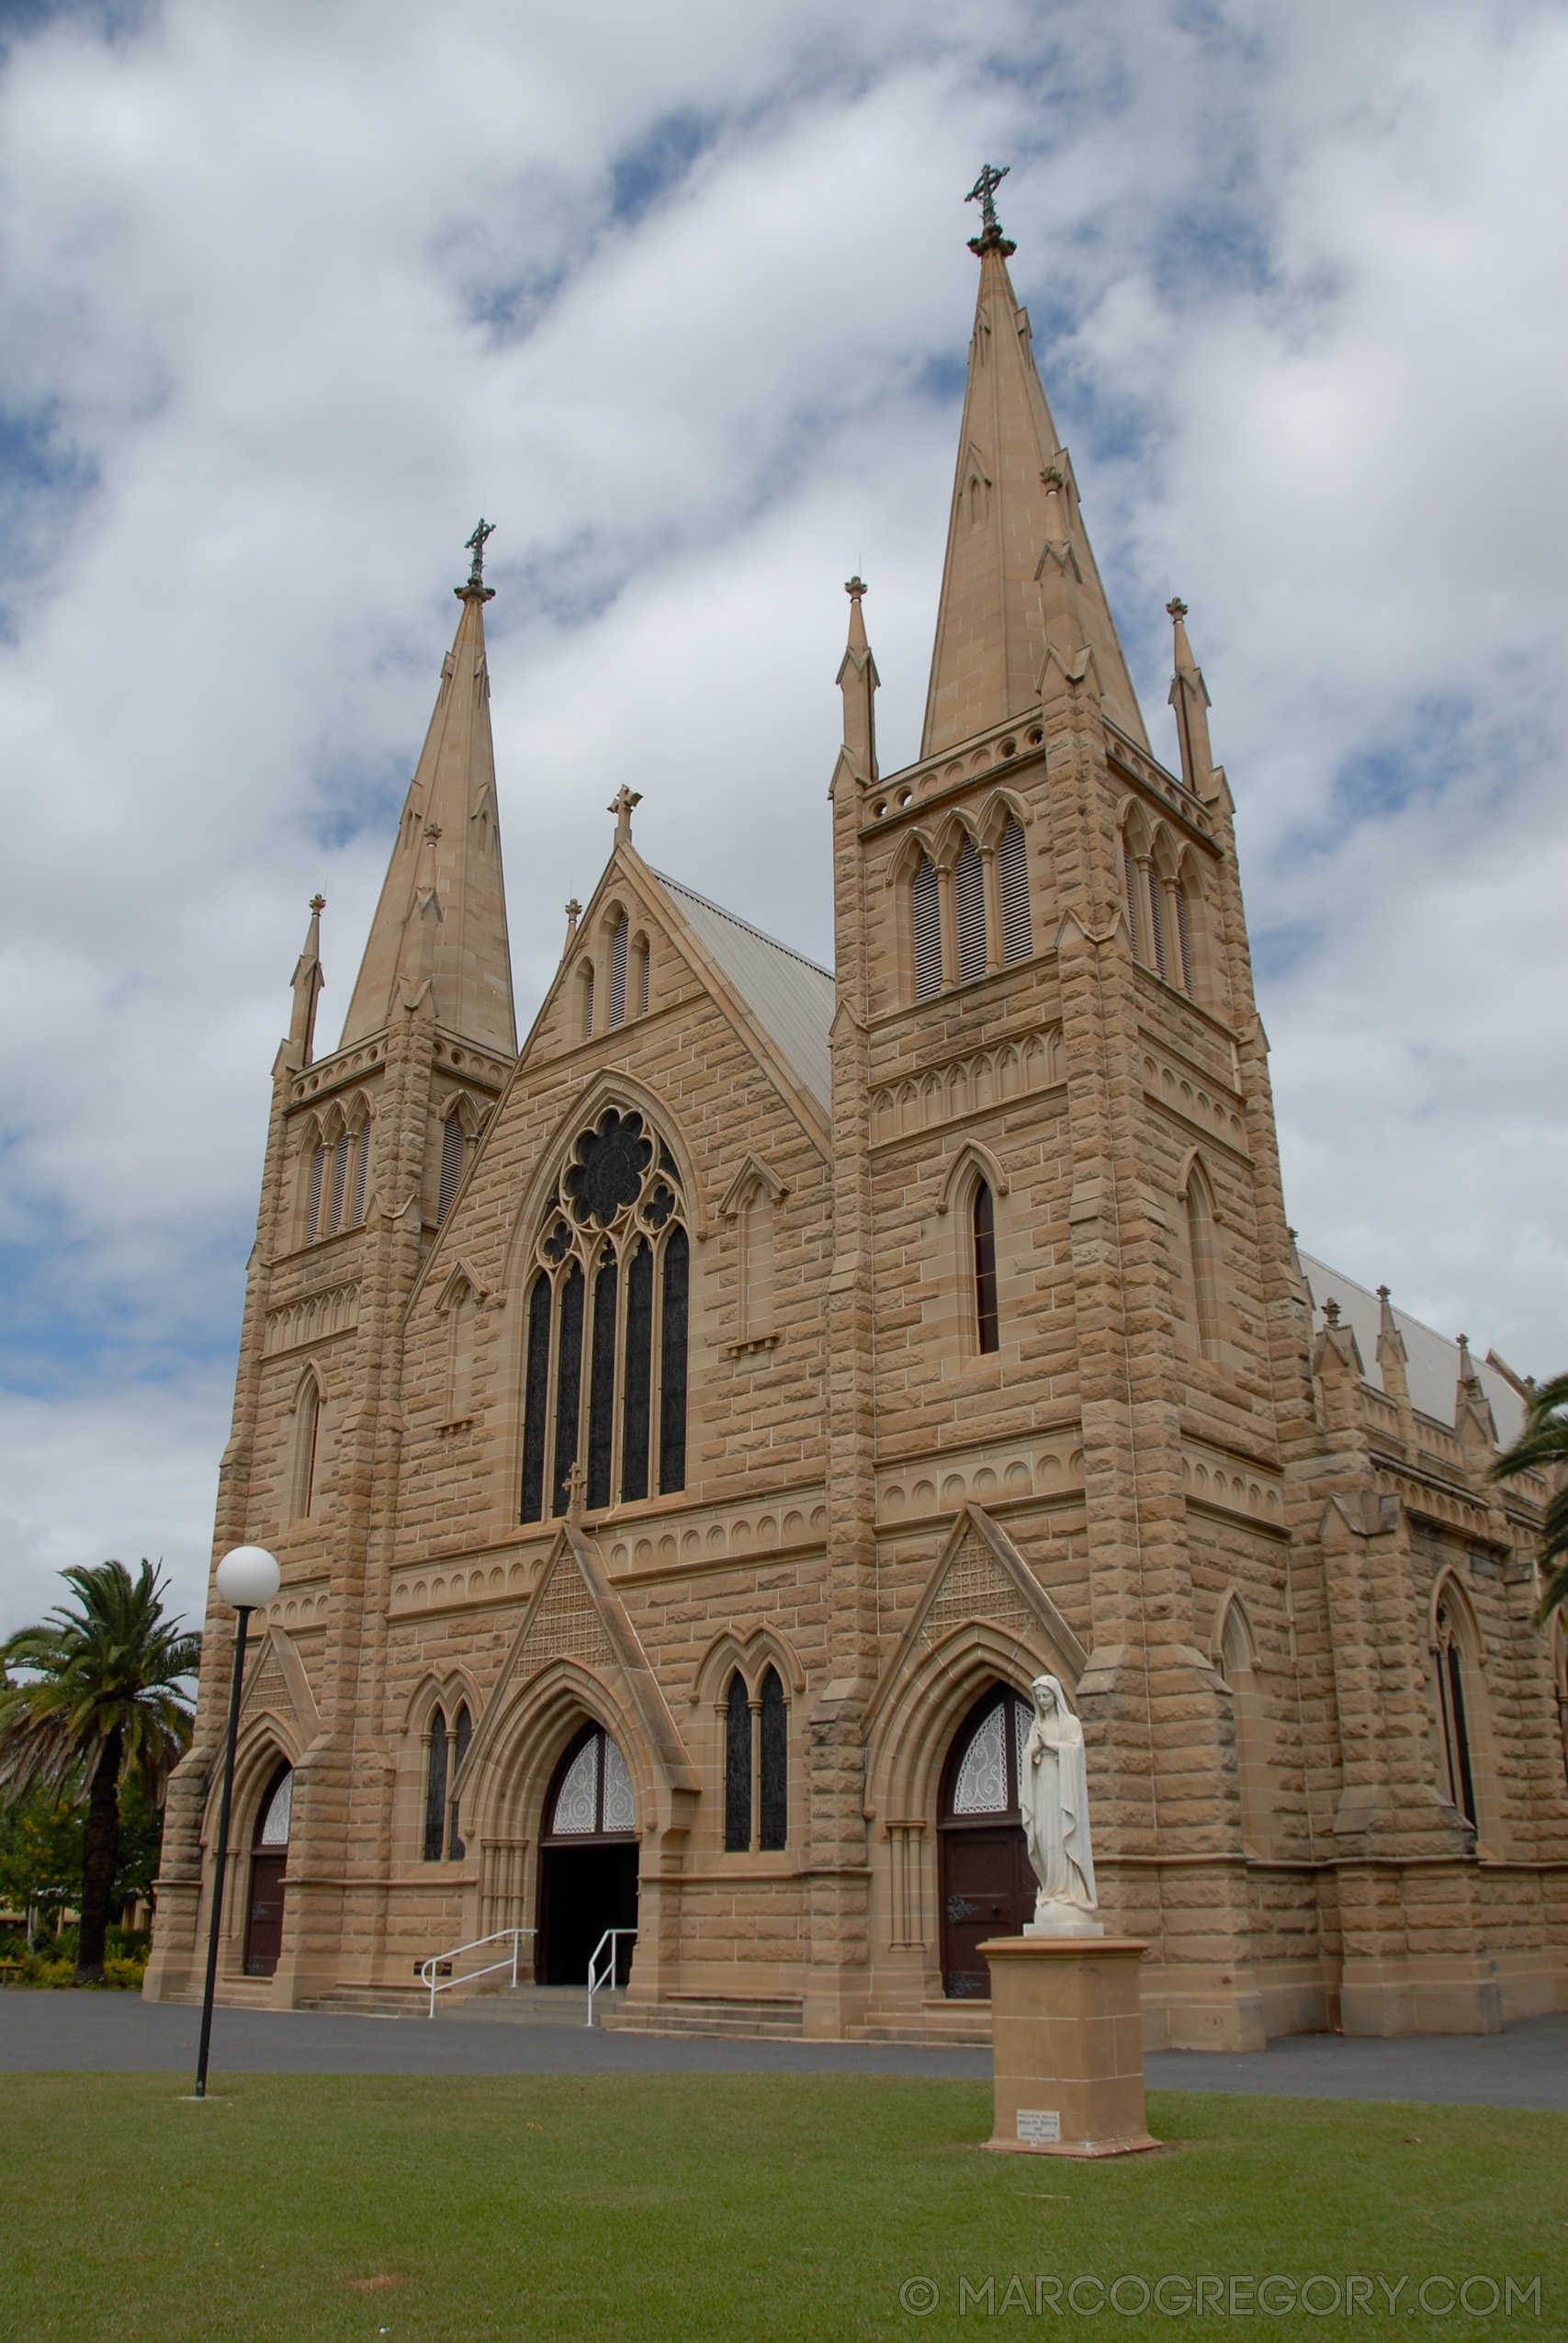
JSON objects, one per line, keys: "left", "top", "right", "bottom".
{"left": 339, "top": 530, "right": 516, "bottom": 1056}
{"left": 288, "top": 893, "right": 326, "bottom": 1066}
{"left": 921, "top": 174, "right": 1148, "bottom": 759}
{"left": 837, "top": 575, "right": 878, "bottom": 780}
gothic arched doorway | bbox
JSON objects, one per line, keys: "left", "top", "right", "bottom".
{"left": 938, "top": 1688, "right": 1035, "bottom": 1998}
{"left": 536, "top": 1724, "right": 638, "bottom": 1985}
{"left": 243, "top": 1764, "right": 291, "bottom": 1976}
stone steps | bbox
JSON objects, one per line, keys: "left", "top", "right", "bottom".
{"left": 603, "top": 1995, "right": 804, "bottom": 2040}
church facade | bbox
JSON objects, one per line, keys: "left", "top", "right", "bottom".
{"left": 145, "top": 191, "right": 1567, "bottom": 2046}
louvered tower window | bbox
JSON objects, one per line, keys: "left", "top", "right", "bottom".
{"left": 519, "top": 1111, "right": 690, "bottom": 1524}
{"left": 306, "top": 1142, "right": 326, "bottom": 1240}
{"left": 329, "top": 1130, "right": 351, "bottom": 1232}
{"left": 352, "top": 1126, "right": 370, "bottom": 1221}
{"left": 953, "top": 836, "right": 987, "bottom": 983}
{"left": 1146, "top": 870, "right": 1167, "bottom": 978}
{"left": 1174, "top": 887, "right": 1191, "bottom": 994}
{"left": 998, "top": 819, "right": 1032, "bottom": 961}
{"left": 912, "top": 854, "right": 942, "bottom": 999}
{"left": 608, "top": 914, "right": 629, "bottom": 1026}
{"left": 1122, "top": 843, "right": 1139, "bottom": 956}
{"left": 437, "top": 1111, "right": 465, "bottom": 1222}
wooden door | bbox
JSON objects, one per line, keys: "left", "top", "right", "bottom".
{"left": 244, "top": 1851, "right": 288, "bottom": 1976}
{"left": 939, "top": 1822, "right": 1035, "bottom": 1997}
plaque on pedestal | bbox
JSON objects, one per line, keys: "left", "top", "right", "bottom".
{"left": 979, "top": 1934, "right": 1161, "bottom": 2159}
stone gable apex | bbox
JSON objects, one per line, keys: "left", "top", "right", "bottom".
{"left": 455, "top": 1525, "right": 697, "bottom": 1800}
{"left": 864, "top": 1504, "right": 1088, "bottom": 1738}
{"left": 237, "top": 1624, "right": 322, "bottom": 1749}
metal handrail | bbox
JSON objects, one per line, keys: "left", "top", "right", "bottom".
{"left": 421, "top": 1927, "right": 535, "bottom": 2018}
{"left": 585, "top": 1928, "right": 637, "bottom": 2027}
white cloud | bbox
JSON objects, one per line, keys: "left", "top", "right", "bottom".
{"left": 0, "top": 0, "right": 1562, "bottom": 1633}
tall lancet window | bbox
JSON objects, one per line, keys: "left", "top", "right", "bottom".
{"left": 973, "top": 1181, "right": 999, "bottom": 1354}
{"left": 953, "top": 835, "right": 987, "bottom": 983}
{"left": 1436, "top": 1594, "right": 1478, "bottom": 1828}
{"left": 998, "top": 818, "right": 1032, "bottom": 961}
{"left": 518, "top": 1112, "right": 690, "bottom": 1524}
{"left": 423, "top": 1707, "right": 448, "bottom": 1862}
{"left": 724, "top": 1673, "right": 751, "bottom": 1852}
{"left": 608, "top": 915, "right": 630, "bottom": 1026}
{"left": 292, "top": 1373, "right": 321, "bottom": 1519}
{"left": 912, "top": 855, "right": 942, "bottom": 1000}
{"left": 305, "top": 1137, "right": 327, "bottom": 1241}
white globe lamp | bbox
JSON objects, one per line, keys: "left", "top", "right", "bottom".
{"left": 215, "top": 1545, "right": 281, "bottom": 1611}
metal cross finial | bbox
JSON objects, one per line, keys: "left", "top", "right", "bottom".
{"left": 465, "top": 517, "right": 496, "bottom": 587}
{"left": 309, "top": 893, "right": 326, "bottom": 915}
{"left": 965, "top": 163, "right": 1015, "bottom": 255}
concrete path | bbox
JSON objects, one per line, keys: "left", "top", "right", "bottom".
{"left": 2, "top": 1994, "right": 1564, "bottom": 2107}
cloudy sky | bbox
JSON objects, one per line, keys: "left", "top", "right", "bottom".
{"left": 0, "top": 0, "right": 1562, "bottom": 1636}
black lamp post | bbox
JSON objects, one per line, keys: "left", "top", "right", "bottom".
{"left": 193, "top": 1544, "right": 280, "bottom": 2100}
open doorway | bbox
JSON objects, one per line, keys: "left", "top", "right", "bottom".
{"left": 536, "top": 1724, "right": 637, "bottom": 1985}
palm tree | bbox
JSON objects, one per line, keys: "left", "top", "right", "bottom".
{"left": 0, "top": 1560, "right": 200, "bottom": 1982}
{"left": 1488, "top": 1371, "right": 1568, "bottom": 1630}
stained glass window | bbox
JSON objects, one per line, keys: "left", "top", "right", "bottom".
{"left": 725, "top": 1674, "right": 751, "bottom": 1851}
{"left": 974, "top": 1182, "right": 999, "bottom": 1354}
{"left": 759, "top": 1669, "right": 787, "bottom": 1851}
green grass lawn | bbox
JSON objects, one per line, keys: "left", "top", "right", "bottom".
{"left": 8, "top": 2074, "right": 1565, "bottom": 2341}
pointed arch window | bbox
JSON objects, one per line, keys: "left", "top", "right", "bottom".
{"left": 305, "top": 1138, "right": 326, "bottom": 1242}
{"left": 724, "top": 1673, "right": 751, "bottom": 1852}
{"left": 998, "top": 818, "right": 1032, "bottom": 961}
{"left": 580, "top": 962, "right": 595, "bottom": 1040}
{"left": 423, "top": 1707, "right": 448, "bottom": 1861}
{"left": 912, "top": 854, "right": 942, "bottom": 1000}
{"left": 1184, "top": 1165, "right": 1220, "bottom": 1358}
{"left": 953, "top": 835, "right": 987, "bottom": 983}
{"left": 545, "top": 1725, "right": 636, "bottom": 1839}
{"left": 635, "top": 934, "right": 650, "bottom": 1016}
{"left": 973, "top": 1180, "right": 999, "bottom": 1354}
{"left": 519, "top": 1112, "right": 689, "bottom": 1522}
{"left": 292, "top": 1375, "right": 321, "bottom": 1519}
{"left": 1436, "top": 1595, "right": 1478, "bottom": 1828}
{"left": 722, "top": 1664, "right": 788, "bottom": 1852}
{"left": 1146, "top": 866, "right": 1167, "bottom": 978}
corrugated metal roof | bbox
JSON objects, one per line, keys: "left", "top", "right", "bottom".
{"left": 1298, "top": 1251, "right": 1524, "bottom": 1450}
{"left": 655, "top": 872, "right": 834, "bottom": 1113}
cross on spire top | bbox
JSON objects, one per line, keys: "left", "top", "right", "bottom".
{"left": 608, "top": 786, "right": 642, "bottom": 843}
{"left": 463, "top": 516, "right": 496, "bottom": 592}
{"left": 965, "top": 162, "right": 1016, "bottom": 256}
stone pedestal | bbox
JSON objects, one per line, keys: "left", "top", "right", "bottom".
{"left": 979, "top": 1935, "right": 1160, "bottom": 2158}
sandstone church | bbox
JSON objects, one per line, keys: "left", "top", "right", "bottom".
{"left": 145, "top": 179, "right": 1566, "bottom": 2046}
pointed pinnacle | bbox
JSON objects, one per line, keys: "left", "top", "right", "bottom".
{"left": 309, "top": 893, "right": 326, "bottom": 916}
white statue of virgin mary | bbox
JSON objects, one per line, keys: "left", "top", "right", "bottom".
{"left": 1021, "top": 1673, "right": 1102, "bottom": 1936}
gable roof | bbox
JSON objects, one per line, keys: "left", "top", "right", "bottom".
{"left": 1298, "top": 1251, "right": 1524, "bottom": 1449}
{"left": 654, "top": 872, "right": 834, "bottom": 1113}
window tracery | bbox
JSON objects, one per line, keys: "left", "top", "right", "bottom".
{"left": 520, "top": 1109, "right": 689, "bottom": 1522}
{"left": 423, "top": 1700, "right": 472, "bottom": 1860}
{"left": 722, "top": 1664, "right": 788, "bottom": 1851}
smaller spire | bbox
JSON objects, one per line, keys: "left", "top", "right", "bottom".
{"left": 1455, "top": 1333, "right": 1498, "bottom": 1453}
{"left": 1375, "top": 1284, "right": 1410, "bottom": 1406}
{"left": 1167, "top": 596, "right": 1216, "bottom": 798}
{"left": 563, "top": 898, "right": 582, "bottom": 953}
{"left": 608, "top": 787, "right": 642, "bottom": 845}
{"left": 965, "top": 162, "right": 1016, "bottom": 257}
{"left": 837, "top": 575, "right": 878, "bottom": 781}
{"left": 288, "top": 894, "right": 326, "bottom": 1066}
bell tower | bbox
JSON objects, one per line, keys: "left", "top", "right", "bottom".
{"left": 831, "top": 170, "right": 1317, "bottom": 2049}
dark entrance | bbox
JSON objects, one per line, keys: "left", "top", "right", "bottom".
{"left": 243, "top": 1764, "right": 292, "bottom": 1977}
{"left": 938, "top": 1689, "right": 1035, "bottom": 1998}
{"left": 536, "top": 1724, "right": 638, "bottom": 1985}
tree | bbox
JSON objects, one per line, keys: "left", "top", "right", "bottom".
{"left": 0, "top": 1561, "right": 200, "bottom": 1982}
{"left": 1488, "top": 1371, "right": 1568, "bottom": 1630}
{"left": 0, "top": 1789, "right": 84, "bottom": 1949}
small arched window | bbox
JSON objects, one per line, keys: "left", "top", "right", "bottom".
{"left": 329, "top": 1126, "right": 352, "bottom": 1231}
{"left": 545, "top": 1725, "right": 636, "bottom": 1839}
{"left": 1218, "top": 1600, "right": 1269, "bottom": 1855}
{"left": 724, "top": 1672, "right": 751, "bottom": 1852}
{"left": 437, "top": 1110, "right": 465, "bottom": 1223}
{"left": 519, "top": 1113, "right": 689, "bottom": 1523}
{"left": 580, "top": 961, "right": 595, "bottom": 1040}
{"left": 448, "top": 1703, "right": 471, "bottom": 1861}
{"left": 292, "top": 1375, "right": 321, "bottom": 1519}
{"left": 634, "top": 934, "right": 651, "bottom": 1016}
{"left": 1436, "top": 1595, "right": 1478, "bottom": 1828}
{"left": 973, "top": 1180, "right": 999, "bottom": 1354}
{"left": 912, "top": 854, "right": 942, "bottom": 1000}
{"left": 1146, "top": 866, "right": 1168, "bottom": 979}
{"left": 998, "top": 818, "right": 1032, "bottom": 961}
{"left": 953, "top": 835, "right": 987, "bottom": 983}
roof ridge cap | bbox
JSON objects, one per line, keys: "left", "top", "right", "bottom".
{"left": 651, "top": 869, "right": 832, "bottom": 981}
